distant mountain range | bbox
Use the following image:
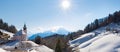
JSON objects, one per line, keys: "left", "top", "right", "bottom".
{"left": 29, "top": 28, "right": 70, "bottom": 40}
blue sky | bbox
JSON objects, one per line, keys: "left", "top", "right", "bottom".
{"left": 0, "top": 0, "right": 120, "bottom": 33}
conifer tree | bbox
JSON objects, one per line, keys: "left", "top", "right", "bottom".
{"left": 35, "top": 35, "right": 42, "bottom": 44}
{"left": 70, "top": 34, "right": 73, "bottom": 40}
{"left": 55, "top": 38, "right": 62, "bottom": 52}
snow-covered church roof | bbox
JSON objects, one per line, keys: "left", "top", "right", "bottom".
{"left": 14, "top": 29, "right": 26, "bottom": 36}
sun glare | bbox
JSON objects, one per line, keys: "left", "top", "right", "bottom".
{"left": 61, "top": 0, "right": 70, "bottom": 9}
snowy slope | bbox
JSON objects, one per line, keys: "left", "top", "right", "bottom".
{"left": 69, "top": 23, "right": 120, "bottom": 52}
{"left": 0, "top": 41, "right": 54, "bottom": 52}
{"left": 0, "top": 48, "right": 8, "bottom": 52}
{"left": 79, "top": 33, "right": 120, "bottom": 52}
{"left": 69, "top": 33, "right": 95, "bottom": 47}
{"left": 0, "top": 29, "right": 14, "bottom": 39}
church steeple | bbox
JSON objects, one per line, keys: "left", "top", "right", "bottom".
{"left": 22, "top": 24, "right": 27, "bottom": 41}
{"left": 23, "top": 24, "right": 27, "bottom": 30}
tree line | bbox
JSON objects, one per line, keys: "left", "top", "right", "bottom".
{"left": 66, "top": 10, "right": 120, "bottom": 40}
{"left": 0, "top": 19, "right": 17, "bottom": 33}
{"left": 84, "top": 11, "right": 120, "bottom": 33}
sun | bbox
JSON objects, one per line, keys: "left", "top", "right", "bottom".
{"left": 61, "top": 0, "right": 70, "bottom": 9}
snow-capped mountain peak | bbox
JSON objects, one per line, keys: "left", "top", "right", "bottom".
{"left": 28, "top": 27, "right": 70, "bottom": 40}
{"left": 50, "top": 27, "right": 70, "bottom": 35}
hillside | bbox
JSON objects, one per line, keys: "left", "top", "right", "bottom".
{"left": 0, "top": 41, "right": 54, "bottom": 52}
{"left": 69, "top": 23, "right": 120, "bottom": 52}
{"left": 0, "top": 29, "right": 14, "bottom": 39}
{"left": 0, "top": 29, "right": 14, "bottom": 44}
{"left": 0, "top": 28, "right": 54, "bottom": 52}
{"left": 43, "top": 34, "right": 66, "bottom": 49}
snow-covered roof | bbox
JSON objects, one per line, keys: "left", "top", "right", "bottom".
{"left": 14, "top": 29, "right": 26, "bottom": 36}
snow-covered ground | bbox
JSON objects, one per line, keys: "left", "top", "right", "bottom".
{"left": 0, "top": 48, "right": 9, "bottom": 52}
{"left": 0, "top": 41, "right": 54, "bottom": 52}
{"left": 0, "top": 29, "right": 14, "bottom": 39}
{"left": 69, "top": 23, "right": 120, "bottom": 52}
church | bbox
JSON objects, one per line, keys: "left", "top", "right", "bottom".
{"left": 12, "top": 24, "right": 27, "bottom": 41}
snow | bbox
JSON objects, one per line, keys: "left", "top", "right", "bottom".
{"left": 79, "top": 34, "right": 120, "bottom": 52}
{"left": 14, "top": 41, "right": 54, "bottom": 52}
{"left": 0, "top": 28, "right": 54, "bottom": 52}
{"left": 0, "top": 48, "right": 9, "bottom": 52}
{"left": 69, "top": 33, "right": 95, "bottom": 47}
{"left": 34, "top": 45, "right": 54, "bottom": 52}
{"left": 70, "top": 23, "right": 120, "bottom": 52}
{"left": 0, "top": 29, "right": 14, "bottom": 39}
{"left": 0, "top": 41, "right": 54, "bottom": 52}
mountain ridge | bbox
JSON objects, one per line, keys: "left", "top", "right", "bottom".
{"left": 28, "top": 27, "right": 70, "bottom": 40}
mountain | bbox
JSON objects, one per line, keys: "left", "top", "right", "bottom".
{"left": 29, "top": 28, "right": 70, "bottom": 40}
{"left": 69, "top": 23, "right": 120, "bottom": 52}
{"left": 53, "top": 28, "right": 70, "bottom": 35}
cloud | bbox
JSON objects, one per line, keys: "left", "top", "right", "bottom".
{"left": 28, "top": 26, "right": 67, "bottom": 34}
{"left": 50, "top": 26, "right": 64, "bottom": 32}
{"left": 28, "top": 27, "right": 45, "bottom": 34}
